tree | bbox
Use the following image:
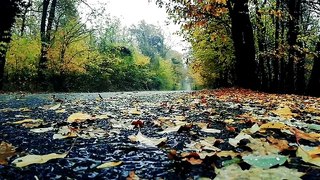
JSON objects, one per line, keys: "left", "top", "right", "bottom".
{"left": 155, "top": 0, "right": 258, "bottom": 89}
{"left": 227, "top": 0, "right": 258, "bottom": 89}
{"left": 307, "top": 42, "right": 320, "bottom": 96}
{"left": 0, "top": 0, "right": 24, "bottom": 90}
{"left": 38, "top": 0, "right": 57, "bottom": 85}
{"left": 286, "top": 0, "right": 302, "bottom": 93}
{"left": 130, "top": 21, "right": 167, "bottom": 68}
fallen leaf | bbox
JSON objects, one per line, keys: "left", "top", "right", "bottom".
{"left": 53, "top": 126, "right": 78, "bottom": 139}
{"left": 259, "top": 122, "right": 289, "bottom": 132}
{"left": 128, "top": 131, "right": 167, "bottom": 147}
{"left": 30, "top": 127, "right": 54, "bottom": 133}
{"left": 196, "top": 123, "right": 221, "bottom": 133}
{"left": 184, "top": 157, "right": 203, "bottom": 165}
{"left": 129, "top": 108, "right": 142, "bottom": 115}
{"left": 217, "top": 151, "right": 239, "bottom": 158}
{"left": 95, "top": 114, "right": 109, "bottom": 119}
{"left": 131, "top": 120, "right": 144, "bottom": 128}
{"left": 49, "top": 103, "right": 61, "bottom": 110}
{"left": 67, "top": 112, "right": 91, "bottom": 123}
{"left": 242, "top": 154, "right": 287, "bottom": 169}
{"left": 267, "top": 136, "right": 291, "bottom": 151}
{"left": 248, "top": 123, "right": 260, "bottom": 134}
{"left": 55, "top": 109, "right": 66, "bottom": 113}
{"left": 215, "top": 164, "right": 304, "bottom": 180}
{"left": 97, "top": 161, "right": 123, "bottom": 169}
{"left": 290, "top": 127, "right": 320, "bottom": 142}
{"left": 12, "top": 119, "right": 43, "bottom": 124}
{"left": 272, "top": 106, "right": 297, "bottom": 119}
{"left": 246, "top": 138, "right": 280, "bottom": 155}
{"left": 0, "top": 142, "right": 16, "bottom": 165}
{"left": 297, "top": 145, "right": 320, "bottom": 166}
{"left": 174, "top": 115, "right": 186, "bottom": 121}
{"left": 228, "top": 133, "right": 252, "bottom": 147}
{"left": 12, "top": 153, "right": 67, "bottom": 167}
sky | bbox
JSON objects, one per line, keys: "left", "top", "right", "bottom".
{"left": 84, "top": 0, "right": 188, "bottom": 53}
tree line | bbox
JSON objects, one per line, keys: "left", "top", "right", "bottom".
{"left": 0, "top": 0, "right": 186, "bottom": 92}
{"left": 155, "top": 0, "right": 320, "bottom": 96}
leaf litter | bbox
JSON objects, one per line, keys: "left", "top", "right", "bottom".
{"left": 0, "top": 88, "right": 320, "bottom": 179}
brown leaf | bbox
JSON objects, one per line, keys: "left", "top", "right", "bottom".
{"left": 290, "top": 127, "right": 320, "bottom": 142}
{"left": 0, "top": 142, "right": 16, "bottom": 165}
{"left": 267, "top": 136, "right": 291, "bottom": 151}
{"left": 185, "top": 157, "right": 203, "bottom": 165}
{"left": 131, "top": 120, "right": 144, "bottom": 128}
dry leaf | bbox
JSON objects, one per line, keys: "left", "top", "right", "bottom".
{"left": 290, "top": 127, "right": 320, "bottom": 142}
{"left": 174, "top": 116, "right": 186, "bottom": 121}
{"left": 217, "top": 151, "right": 239, "bottom": 158}
{"left": 12, "top": 153, "right": 67, "bottom": 167}
{"left": 0, "top": 141, "right": 16, "bottom": 165}
{"left": 53, "top": 126, "right": 78, "bottom": 139}
{"left": 55, "top": 109, "right": 66, "bottom": 113}
{"left": 49, "top": 103, "right": 61, "bottom": 110}
{"left": 228, "top": 133, "right": 252, "bottom": 147}
{"left": 128, "top": 131, "right": 167, "bottom": 147}
{"left": 185, "top": 157, "right": 203, "bottom": 165}
{"left": 297, "top": 145, "right": 320, "bottom": 166}
{"left": 272, "top": 106, "right": 297, "bottom": 119}
{"left": 12, "top": 119, "right": 43, "bottom": 124}
{"left": 215, "top": 164, "right": 304, "bottom": 180}
{"left": 30, "top": 127, "right": 54, "bottom": 133}
{"left": 95, "top": 114, "right": 109, "bottom": 119}
{"left": 97, "top": 161, "right": 123, "bottom": 169}
{"left": 129, "top": 109, "right": 142, "bottom": 115}
{"left": 67, "top": 112, "right": 91, "bottom": 123}
{"left": 267, "top": 136, "right": 290, "bottom": 151}
{"left": 259, "top": 122, "right": 289, "bottom": 132}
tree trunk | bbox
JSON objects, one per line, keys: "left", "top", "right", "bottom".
{"left": 228, "top": 0, "right": 258, "bottom": 89}
{"left": 272, "top": 0, "right": 280, "bottom": 92}
{"left": 0, "top": 1, "right": 21, "bottom": 90}
{"left": 38, "top": 0, "right": 57, "bottom": 86}
{"left": 307, "top": 42, "right": 320, "bottom": 96}
{"left": 255, "top": 2, "right": 268, "bottom": 90}
{"left": 296, "top": 42, "right": 306, "bottom": 94}
{"left": 286, "top": 0, "right": 301, "bottom": 93}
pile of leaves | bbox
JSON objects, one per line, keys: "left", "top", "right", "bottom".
{"left": 0, "top": 88, "right": 320, "bottom": 179}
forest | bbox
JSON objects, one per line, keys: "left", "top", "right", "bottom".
{"left": 155, "top": 0, "right": 320, "bottom": 96}
{"left": 0, "top": 0, "right": 320, "bottom": 96}
{"left": 0, "top": 0, "right": 187, "bottom": 92}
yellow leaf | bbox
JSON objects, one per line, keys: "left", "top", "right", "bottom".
{"left": 297, "top": 146, "right": 320, "bottom": 166}
{"left": 12, "top": 153, "right": 67, "bottom": 167}
{"left": 174, "top": 116, "right": 186, "bottom": 121}
{"left": 67, "top": 112, "right": 91, "bottom": 123}
{"left": 129, "top": 109, "right": 142, "bottom": 115}
{"left": 0, "top": 142, "right": 16, "bottom": 165}
{"left": 95, "top": 114, "right": 109, "bottom": 119}
{"left": 55, "top": 109, "right": 66, "bottom": 113}
{"left": 217, "top": 151, "right": 239, "bottom": 158}
{"left": 259, "top": 122, "right": 289, "bottom": 132}
{"left": 97, "top": 161, "right": 123, "bottom": 169}
{"left": 272, "top": 106, "right": 297, "bottom": 119}
{"left": 12, "top": 119, "right": 43, "bottom": 124}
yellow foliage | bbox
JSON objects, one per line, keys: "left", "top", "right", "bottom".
{"left": 5, "top": 35, "right": 40, "bottom": 75}
{"left": 133, "top": 51, "right": 150, "bottom": 66}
